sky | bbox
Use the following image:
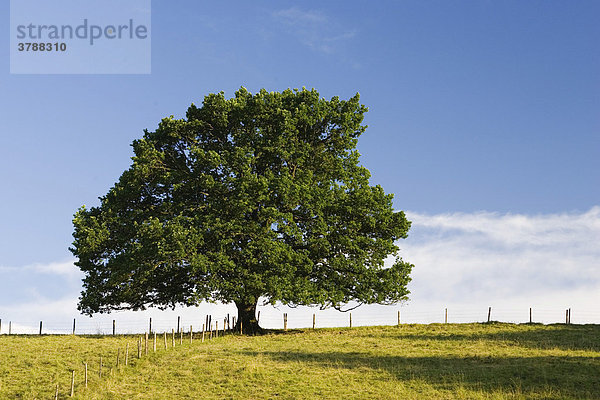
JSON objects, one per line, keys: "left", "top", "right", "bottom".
{"left": 0, "top": 1, "right": 598, "bottom": 333}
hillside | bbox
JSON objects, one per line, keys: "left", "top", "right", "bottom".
{"left": 1, "top": 323, "right": 599, "bottom": 399}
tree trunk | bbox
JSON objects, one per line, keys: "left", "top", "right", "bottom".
{"left": 235, "top": 300, "right": 262, "bottom": 335}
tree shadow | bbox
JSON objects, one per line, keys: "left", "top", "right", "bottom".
{"left": 241, "top": 349, "right": 600, "bottom": 399}
{"left": 376, "top": 323, "right": 600, "bottom": 352}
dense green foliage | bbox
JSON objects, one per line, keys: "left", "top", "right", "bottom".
{"left": 71, "top": 88, "right": 413, "bottom": 331}
{"left": 1, "top": 324, "right": 599, "bottom": 399}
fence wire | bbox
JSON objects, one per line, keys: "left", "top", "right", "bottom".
{"left": 1, "top": 306, "right": 597, "bottom": 335}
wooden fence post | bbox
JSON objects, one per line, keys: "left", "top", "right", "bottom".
{"left": 112, "top": 320, "right": 116, "bottom": 336}
{"left": 177, "top": 316, "right": 180, "bottom": 334}
{"left": 39, "top": 321, "right": 43, "bottom": 335}
{"left": 257, "top": 311, "right": 261, "bottom": 325}
{"left": 84, "top": 362, "right": 88, "bottom": 387}
{"left": 72, "top": 318, "right": 76, "bottom": 335}
{"left": 283, "top": 313, "right": 288, "bottom": 331}
{"left": 190, "top": 325, "right": 193, "bottom": 344}
{"left": 313, "top": 314, "right": 316, "bottom": 330}
{"left": 202, "top": 324, "right": 205, "bottom": 343}
{"left": 125, "top": 343, "right": 129, "bottom": 366}
{"left": 9, "top": 321, "right": 11, "bottom": 335}
{"left": 445, "top": 308, "right": 448, "bottom": 324}
{"left": 349, "top": 313, "right": 352, "bottom": 328}
{"left": 487, "top": 307, "right": 492, "bottom": 323}
{"left": 529, "top": 308, "right": 532, "bottom": 324}
{"left": 223, "top": 318, "right": 227, "bottom": 336}
{"left": 397, "top": 311, "right": 400, "bottom": 326}
{"left": 172, "top": 329, "right": 175, "bottom": 347}
{"left": 137, "top": 337, "right": 141, "bottom": 358}
{"left": 565, "top": 309, "right": 568, "bottom": 324}
{"left": 180, "top": 329, "right": 183, "bottom": 345}
{"left": 70, "top": 370, "right": 75, "bottom": 397}
{"left": 569, "top": 308, "right": 571, "bottom": 324}
{"left": 144, "top": 332, "right": 148, "bottom": 355}
{"left": 227, "top": 314, "right": 230, "bottom": 331}
{"left": 153, "top": 332, "right": 157, "bottom": 352}
{"left": 215, "top": 321, "right": 218, "bottom": 338}
{"left": 149, "top": 318, "right": 152, "bottom": 335}
{"left": 164, "top": 332, "right": 167, "bottom": 350}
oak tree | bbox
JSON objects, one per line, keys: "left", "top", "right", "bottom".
{"left": 71, "top": 88, "right": 413, "bottom": 333}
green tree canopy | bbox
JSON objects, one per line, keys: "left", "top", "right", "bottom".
{"left": 71, "top": 88, "right": 413, "bottom": 333}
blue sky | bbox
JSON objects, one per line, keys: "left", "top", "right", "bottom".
{"left": 0, "top": 1, "right": 598, "bottom": 331}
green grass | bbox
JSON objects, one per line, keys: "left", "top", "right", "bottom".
{"left": 1, "top": 323, "right": 599, "bottom": 399}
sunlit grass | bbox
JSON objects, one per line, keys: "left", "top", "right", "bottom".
{"left": 1, "top": 323, "right": 598, "bottom": 399}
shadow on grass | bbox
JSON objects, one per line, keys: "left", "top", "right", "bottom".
{"left": 382, "top": 323, "right": 600, "bottom": 352}
{"left": 241, "top": 349, "right": 600, "bottom": 399}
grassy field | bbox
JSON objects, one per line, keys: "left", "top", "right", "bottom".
{"left": 0, "top": 323, "right": 599, "bottom": 399}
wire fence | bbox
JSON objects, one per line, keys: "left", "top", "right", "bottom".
{"left": 1, "top": 305, "right": 597, "bottom": 335}
{"left": 1, "top": 305, "right": 597, "bottom": 399}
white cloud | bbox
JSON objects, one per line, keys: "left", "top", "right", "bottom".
{"left": 0, "top": 259, "right": 82, "bottom": 278}
{"left": 399, "top": 207, "right": 600, "bottom": 322}
{"left": 272, "top": 7, "right": 356, "bottom": 53}
{"left": 273, "top": 8, "right": 328, "bottom": 25}
{"left": 30, "top": 260, "right": 83, "bottom": 277}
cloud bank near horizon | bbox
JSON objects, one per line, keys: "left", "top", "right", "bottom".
{"left": 401, "top": 206, "right": 600, "bottom": 312}
{"left": 1, "top": 207, "right": 598, "bottom": 331}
